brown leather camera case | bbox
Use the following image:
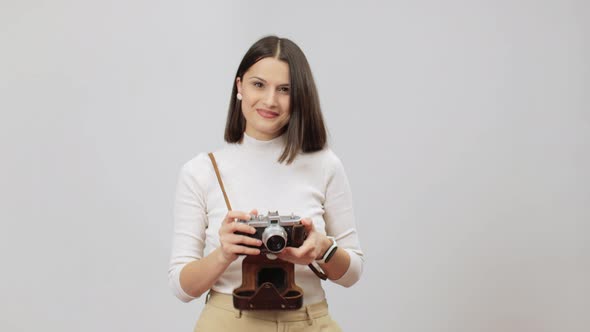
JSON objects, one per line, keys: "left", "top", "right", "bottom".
{"left": 233, "top": 254, "right": 303, "bottom": 310}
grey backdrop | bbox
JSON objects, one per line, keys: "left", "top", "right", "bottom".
{"left": 1, "top": 1, "right": 588, "bottom": 331}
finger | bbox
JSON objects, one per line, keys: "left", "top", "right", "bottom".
{"left": 228, "top": 221, "right": 258, "bottom": 235}
{"left": 277, "top": 248, "right": 295, "bottom": 260}
{"left": 224, "top": 210, "right": 252, "bottom": 223}
{"left": 226, "top": 233, "right": 262, "bottom": 247}
{"left": 229, "top": 244, "right": 261, "bottom": 256}
{"left": 301, "top": 218, "right": 315, "bottom": 232}
{"left": 277, "top": 248, "right": 309, "bottom": 265}
{"left": 279, "top": 246, "right": 294, "bottom": 255}
{"left": 299, "top": 243, "right": 316, "bottom": 257}
{"left": 285, "top": 241, "right": 314, "bottom": 258}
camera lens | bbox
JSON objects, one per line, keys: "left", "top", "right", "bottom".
{"left": 262, "top": 224, "right": 288, "bottom": 253}
{"left": 266, "top": 235, "right": 286, "bottom": 252}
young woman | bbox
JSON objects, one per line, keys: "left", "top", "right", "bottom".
{"left": 169, "top": 35, "right": 364, "bottom": 331}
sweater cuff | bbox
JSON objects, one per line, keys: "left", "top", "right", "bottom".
{"left": 331, "top": 248, "right": 363, "bottom": 288}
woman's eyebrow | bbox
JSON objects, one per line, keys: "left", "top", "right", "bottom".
{"left": 248, "top": 76, "right": 290, "bottom": 86}
{"left": 248, "top": 76, "right": 266, "bottom": 82}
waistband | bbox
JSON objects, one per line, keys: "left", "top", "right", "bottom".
{"left": 205, "top": 290, "right": 330, "bottom": 322}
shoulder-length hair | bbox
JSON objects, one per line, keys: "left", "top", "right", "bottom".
{"left": 224, "top": 35, "right": 327, "bottom": 164}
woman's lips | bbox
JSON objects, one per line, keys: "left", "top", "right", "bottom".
{"left": 256, "top": 109, "right": 279, "bottom": 119}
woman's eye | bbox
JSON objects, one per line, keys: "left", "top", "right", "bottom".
{"left": 253, "top": 82, "right": 263, "bottom": 88}
{"left": 279, "top": 87, "right": 290, "bottom": 93}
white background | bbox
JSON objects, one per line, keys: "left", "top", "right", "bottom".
{"left": 1, "top": 1, "right": 588, "bottom": 331}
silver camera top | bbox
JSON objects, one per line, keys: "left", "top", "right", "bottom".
{"left": 238, "top": 211, "right": 301, "bottom": 227}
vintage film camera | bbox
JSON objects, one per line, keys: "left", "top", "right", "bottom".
{"left": 233, "top": 211, "right": 307, "bottom": 310}
{"left": 236, "top": 211, "right": 306, "bottom": 256}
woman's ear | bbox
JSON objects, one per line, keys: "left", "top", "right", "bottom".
{"left": 236, "top": 77, "right": 242, "bottom": 95}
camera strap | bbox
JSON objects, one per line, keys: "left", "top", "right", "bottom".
{"left": 207, "top": 152, "right": 233, "bottom": 211}
{"left": 208, "top": 152, "right": 328, "bottom": 281}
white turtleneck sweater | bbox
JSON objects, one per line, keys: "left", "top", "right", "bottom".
{"left": 168, "top": 133, "right": 364, "bottom": 304}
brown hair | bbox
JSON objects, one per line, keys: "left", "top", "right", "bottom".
{"left": 224, "top": 35, "right": 327, "bottom": 164}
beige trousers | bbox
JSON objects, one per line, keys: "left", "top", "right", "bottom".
{"left": 194, "top": 291, "right": 342, "bottom": 332}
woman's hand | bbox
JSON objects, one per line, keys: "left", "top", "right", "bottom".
{"left": 218, "top": 209, "right": 262, "bottom": 264}
{"left": 277, "top": 218, "right": 331, "bottom": 265}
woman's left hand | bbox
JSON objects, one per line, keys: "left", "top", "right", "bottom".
{"left": 277, "top": 218, "right": 330, "bottom": 265}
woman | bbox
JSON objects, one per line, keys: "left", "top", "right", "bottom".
{"left": 169, "top": 35, "right": 364, "bottom": 331}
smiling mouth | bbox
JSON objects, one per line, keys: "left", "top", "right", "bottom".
{"left": 256, "top": 109, "right": 279, "bottom": 118}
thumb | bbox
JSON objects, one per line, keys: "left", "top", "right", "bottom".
{"left": 278, "top": 247, "right": 295, "bottom": 259}
{"left": 280, "top": 247, "right": 295, "bottom": 255}
{"left": 301, "top": 218, "right": 314, "bottom": 231}
{"left": 249, "top": 209, "right": 259, "bottom": 217}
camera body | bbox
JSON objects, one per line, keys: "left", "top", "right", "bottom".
{"left": 237, "top": 211, "right": 307, "bottom": 254}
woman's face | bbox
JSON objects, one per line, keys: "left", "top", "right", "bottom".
{"left": 236, "top": 57, "right": 291, "bottom": 141}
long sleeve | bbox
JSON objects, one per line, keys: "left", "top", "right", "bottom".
{"left": 168, "top": 159, "right": 208, "bottom": 302}
{"left": 322, "top": 152, "right": 365, "bottom": 287}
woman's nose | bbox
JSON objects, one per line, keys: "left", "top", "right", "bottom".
{"left": 262, "top": 89, "right": 277, "bottom": 107}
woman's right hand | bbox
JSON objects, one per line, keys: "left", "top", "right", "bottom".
{"left": 218, "top": 209, "right": 262, "bottom": 264}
